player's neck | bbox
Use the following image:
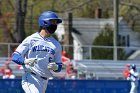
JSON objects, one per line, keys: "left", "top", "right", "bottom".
{"left": 39, "top": 29, "right": 51, "bottom": 38}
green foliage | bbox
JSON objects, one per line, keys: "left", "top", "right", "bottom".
{"left": 120, "top": 6, "right": 129, "bottom": 16}
{"left": 93, "top": 25, "right": 113, "bottom": 46}
{"left": 92, "top": 24, "right": 127, "bottom": 60}
{"left": 1, "top": 0, "right": 140, "bottom": 42}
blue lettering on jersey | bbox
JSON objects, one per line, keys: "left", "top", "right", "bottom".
{"left": 32, "top": 45, "right": 55, "bottom": 55}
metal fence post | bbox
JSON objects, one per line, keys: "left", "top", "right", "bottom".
{"left": 8, "top": 43, "right": 10, "bottom": 58}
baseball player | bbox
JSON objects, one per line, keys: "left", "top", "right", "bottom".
{"left": 11, "top": 11, "right": 63, "bottom": 93}
{"left": 127, "top": 64, "right": 139, "bottom": 93}
{"left": 123, "top": 64, "right": 130, "bottom": 79}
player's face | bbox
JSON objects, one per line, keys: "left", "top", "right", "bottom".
{"left": 44, "top": 19, "right": 58, "bottom": 35}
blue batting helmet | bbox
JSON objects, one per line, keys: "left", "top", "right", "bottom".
{"left": 39, "top": 11, "right": 62, "bottom": 28}
{"left": 131, "top": 64, "right": 136, "bottom": 69}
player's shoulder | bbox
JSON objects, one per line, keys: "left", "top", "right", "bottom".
{"left": 21, "top": 32, "right": 38, "bottom": 43}
{"left": 29, "top": 32, "right": 39, "bottom": 37}
{"left": 49, "top": 36, "right": 61, "bottom": 47}
{"left": 24, "top": 32, "right": 37, "bottom": 38}
{"left": 130, "top": 69, "right": 135, "bottom": 73}
{"left": 25, "top": 32, "right": 40, "bottom": 40}
{"left": 21, "top": 35, "right": 31, "bottom": 43}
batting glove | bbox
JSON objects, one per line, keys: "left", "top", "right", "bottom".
{"left": 24, "top": 58, "right": 38, "bottom": 67}
{"left": 47, "top": 62, "right": 58, "bottom": 71}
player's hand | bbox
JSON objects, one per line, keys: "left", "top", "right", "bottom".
{"left": 24, "top": 58, "right": 38, "bottom": 66}
{"left": 47, "top": 62, "right": 58, "bottom": 71}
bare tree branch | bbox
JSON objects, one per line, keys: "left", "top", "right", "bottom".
{"left": 55, "top": 0, "right": 93, "bottom": 13}
{"left": 7, "top": 0, "right": 15, "bottom": 10}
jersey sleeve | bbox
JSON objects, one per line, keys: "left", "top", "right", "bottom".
{"left": 54, "top": 44, "right": 62, "bottom": 64}
{"left": 54, "top": 44, "right": 62, "bottom": 72}
{"left": 15, "top": 37, "right": 30, "bottom": 56}
{"left": 12, "top": 37, "right": 31, "bottom": 65}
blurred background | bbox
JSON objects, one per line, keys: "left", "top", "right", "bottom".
{"left": 0, "top": 0, "right": 140, "bottom": 93}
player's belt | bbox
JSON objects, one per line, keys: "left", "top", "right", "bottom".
{"left": 31, "top": 72, "right": 48, "bottom": 80}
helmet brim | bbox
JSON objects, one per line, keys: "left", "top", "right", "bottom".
{"left": 44, "top": 18, "right": 62, "bottom": 23}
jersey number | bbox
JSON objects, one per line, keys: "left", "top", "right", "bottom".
{"left": 49, "top": 57, "right": 53, "bottom": 63}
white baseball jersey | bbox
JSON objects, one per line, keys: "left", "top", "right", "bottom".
{"left": 15, "top": 32, "right": 62, "bottom": 78}
{"left": 129, "top": 69, "right": 139, "bottom": 93}
{"left": 129, "top": 69, "right": 139, "bottom": 82}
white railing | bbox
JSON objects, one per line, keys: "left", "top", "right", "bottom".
{"left": 0, "top": 43, "right": 140, "bottom": 60}
{"left": 72, "top": 59, "right": 140, "bottom": 79}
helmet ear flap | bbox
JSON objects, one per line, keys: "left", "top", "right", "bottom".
{"left": 42, "top": 20, "right": 51, "bottom": 28}
{"left": 44, "top": 21, "right": 48, "bottom": 25}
